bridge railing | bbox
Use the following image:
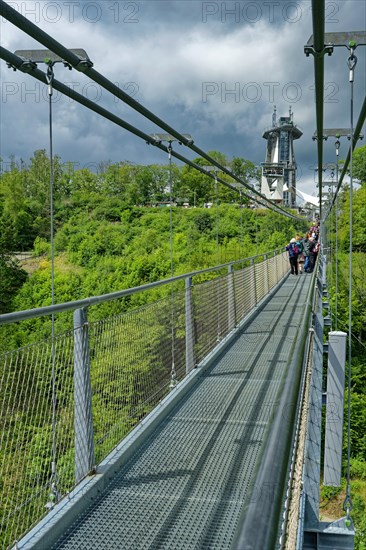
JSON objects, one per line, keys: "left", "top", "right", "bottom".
{"left": 0, "top": 249, "right": 289, "bottom": 548}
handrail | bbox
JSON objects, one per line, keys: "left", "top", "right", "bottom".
{"left": 0, "top": 249, "right": 284, "bottom": 325}
{"left": 231, "top": 264, "right": 317, "bottom": 548}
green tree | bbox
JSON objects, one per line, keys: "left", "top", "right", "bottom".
{"left": 352, "top": 144, "right": 366, "bottom": 186}
{"left": 0, "top": 216, "right": 27, "bottom": 313}
{"left": 337, "top": 187, "right": 366, "bottom": 252}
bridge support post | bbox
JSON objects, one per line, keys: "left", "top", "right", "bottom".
{"left": 323, "top": 331, "right": 347, "bottom": 486}
{"left": 185, "top": 276, "right": 195, "bottom": 374}
{"left": 74, "top": 307, "right": 95, "bottom": 483}
{"left": 228, "top": 264, "right": 235, "bottom": 330}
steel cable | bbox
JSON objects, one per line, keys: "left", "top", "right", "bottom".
{"left": 0, "top": 46, "right": 299, "bottom": 222}
{"left": 343, "top": 48, "right": 357, "bottom": 521}
{"left": 324, "top": 94, "right": 366, "bottom": 221}
{"left": 45, "top": 60, "right": 60, "bottom": 507}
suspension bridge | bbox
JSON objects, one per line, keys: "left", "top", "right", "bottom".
{"left": 0, "top": 0, "right": 365, "bottom": 548}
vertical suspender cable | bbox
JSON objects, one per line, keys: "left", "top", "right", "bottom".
{"left": 239, "top": 189, "right": 243, "bottom": 260}
{"left": 168, "top": 144, "right": 177, "bottom": 389}
{"left": 255, "top": 208, "right": 259, "bottom": 256}
{"left": 328, "top": 171, "right": 334, "bottom": 288}
{"left": 335, "top": 139, "right": 340, "bottom": 330}
{"left": 344, "top": 45, "right": 357, "bottom": 521}
{"left": 46, "top": 61, "right": 59, "bottom": 505}
{"left": 215, "top": 172, "right": 219, "bottom": 264}
{"left": 215, "top": 171, "right": 221, "bottom": 341}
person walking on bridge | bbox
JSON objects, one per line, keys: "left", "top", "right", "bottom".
{"left": 303, "top": 232, "right": 315, "bottom": 273}
{"left": 295, "top": 234, "right": 304, "bottom": 274}
{"left": 286, "top": 237, "right": 300, "bottom": 275}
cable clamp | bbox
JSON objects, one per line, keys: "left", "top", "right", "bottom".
{"left": 75, "top": 58, "right": 94, "bottom": 73}
{"left": 19, "top": 59, "right": 37, "bottom": 73}
{"left": 45, "top": 62, "right": 55, "bottom": 97}
{"left": 149, "top": 137, "right": 161, "bottom": 146}
{"left": 45, "top": 461, "right": 60, "bottom": 509}
{"left": 169, "top": 361, "right": 177, "bottom": 389}
{"left": 304, "top": 44, "right": 333, "bottom": 58}
{"left": 343, "top": 494, "right": 353, "bottom": 516}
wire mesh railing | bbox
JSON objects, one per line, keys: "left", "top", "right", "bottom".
{"left": 0, "top": 331, "right": 75, "bottom": 549}
{"left": 0, "top": 250, "right": 289, "bottom": 548}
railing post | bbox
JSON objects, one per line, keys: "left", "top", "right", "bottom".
{"left": 323, "top": 331, "right": 347, "bottom": 486}
{"left": 228, "top": 264, "right": 235, "bottom": 330}
{"left": 251, "top": 258, "right": 257, "bottom": 306}
{"left": 74, "top": 307, "right": 95, "bottom": 483}
{"left": 280, "top": 249, "right": 285, "bottom": 278}
{"left": 274, "top": 250, "right": 278, "bottom": 284}
{"left": 185, "top": 276, "right": 195, "bottom": 374}
{"left": 264, "top": 253, "right": 269, "bottom": 294}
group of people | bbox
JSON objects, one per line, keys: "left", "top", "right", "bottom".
{"left": 286, "top": 224, "right": 320, "bottom": 276}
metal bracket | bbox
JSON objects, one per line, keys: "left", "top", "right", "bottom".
{"left": 304, "top": 44, "right": 334, "bottom": 58}
{"left": 150, "top": 133, "right": 193, "bottom": 146}
{"left": 305, "top": 32, "right": 366, "bottom": 58}
{"left": 7, "top": 58, "right": 37, "bottom": 72}
{"left": 11, "top": 48, "right": 93, "bottom": 72}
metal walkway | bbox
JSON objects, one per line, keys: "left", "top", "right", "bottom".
{"left": 42, "top": 274, "right": 312, "bottom": 549}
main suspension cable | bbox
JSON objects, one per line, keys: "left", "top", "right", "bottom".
{"left": 0, "top": 49, "right": 245, "bottom": 200}
{"left": 1, "top": 47, "right": 300, "bottom": 222}
{"left": 0, "top": 0, "right": 300, "bottom": 221}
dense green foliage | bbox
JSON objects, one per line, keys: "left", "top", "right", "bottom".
{"left": 0, "top": 217, "right": 27, "bottom": 314}
{"left": 0, "top": 150, "right": 301, "bottom": 349}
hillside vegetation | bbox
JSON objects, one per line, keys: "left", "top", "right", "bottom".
{"left": 0, "top": 150, "right": 302, "bottom": 346}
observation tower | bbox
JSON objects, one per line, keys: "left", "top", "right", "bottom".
{"left": 261, "top": 107, "right": 302, "bottom": 207}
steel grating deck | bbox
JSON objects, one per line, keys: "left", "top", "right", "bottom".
{"left": 52, "top": 275, "right": 311, "bottom": 549}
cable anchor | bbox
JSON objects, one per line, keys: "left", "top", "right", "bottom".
{"left": 167, "top": 142, "right": 173, "bottom": 161}
{"left": 343, "top": 494, "right": 353, "bottom": 519}
{"left": 169, "top": 361, "right": 177, "bottom": 389}
{"left": 45, "top": 461, "right": 60, "bottom": 509}
{"left": 347, "top": 48, "right": 357, "bottom": 83}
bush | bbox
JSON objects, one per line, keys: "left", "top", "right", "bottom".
{"left": 33, "top": 236, "right": 50, "bottom": 257}
{"left": 350, "top": 458, "right": 366, "bottom": 481}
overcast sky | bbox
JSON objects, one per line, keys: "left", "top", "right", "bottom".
{"left": 1, "top": 0, "right": 365, "bottom": 198}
